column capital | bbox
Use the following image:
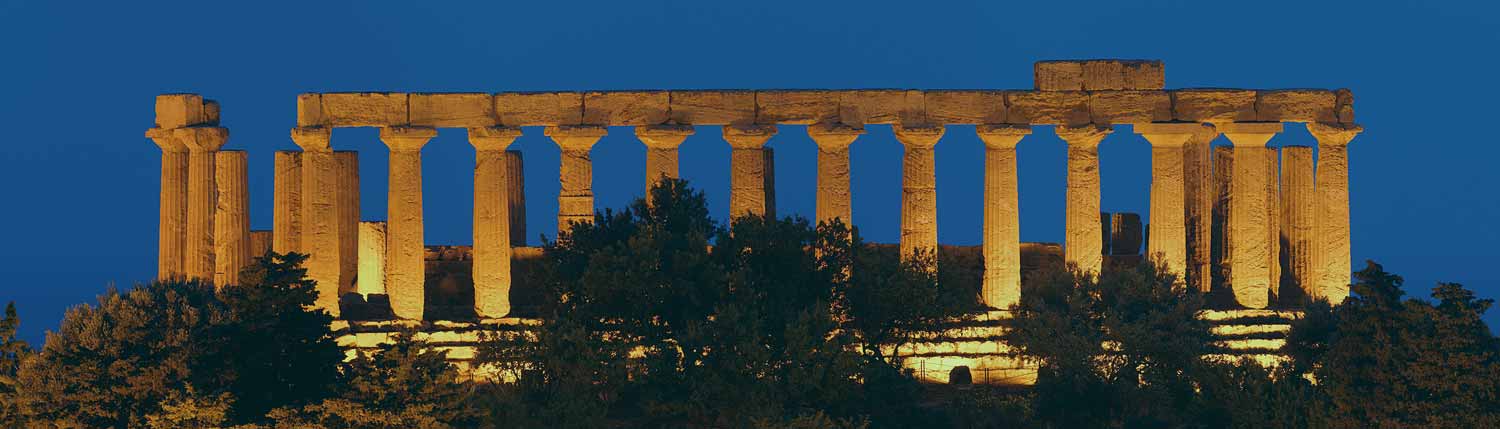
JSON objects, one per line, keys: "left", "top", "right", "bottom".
{"left": 174, "top": 126, "right": 229, "bottom": 152}
{"left": 291, "top": 127, "right": 332, "bottom": 152}
{"left": 722, "top": 124, "right": 777, "bottom": 149}
{"left": 146, "top": 128, "right": 188, "bottom": 152}
{"left": 1216, "top": 122, "right": 1283, "bottom": 148}
{"left": 380, "top": 126, "right": 438, "bottom": 152}
{"left": 545, "top": 125, "right": 608, "bottom": 152}
{"left": 635, "top": 124, "right": 695, "bottom": 150}
{"left": 1055, "top": 124, "right": 1112, "bottom": 148}
{"left": 1307, "top": 122, "right": 1363, "bottom": 147}
{"left": 807, "top": 122, "right": 865, "bottom": 151}
{"left": 976, "top": 124, "right": 1031, "bottom": 149}
{"left": 1135, "top": 122, "right": 1204, "bottom": 148}
{"left": 893, "top": 124, "right": 945, "bottom": 149}
{"left": 468, "top": 126, "right": 523, "bottom": 152}
{"left": 1191, "top": 122, "right": 1220, "bottom": 144}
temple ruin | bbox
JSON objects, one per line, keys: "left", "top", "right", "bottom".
{"left": 144, "top": 59, "right": 1361, "bottom": 383}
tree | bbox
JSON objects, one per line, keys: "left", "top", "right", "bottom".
{"left": 1, "top": 302, "right": 28, "bottom": 427}
{"left": 1288, "top": 261, "right": 1500, "bottom": 427}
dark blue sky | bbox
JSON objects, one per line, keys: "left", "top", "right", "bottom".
{"left": 2, "top": 0, "right": 1496, "bottom": 343}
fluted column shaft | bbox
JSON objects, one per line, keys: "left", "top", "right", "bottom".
{"left": 976, "top": 125, "right": 1030, "bottom": 309}
{"left": 1280, "top": 146, "right": 1317, "bottom": 299}
{"left": 336, "top": 151, "right": 360, "bottom": 297}
{"left": 807, "top": 124, "right": 864, "bottom": 227}
{"left": 505, "top": 151, "right": 527, "bottom": 246}
{"left": 1056, "top": 125, "right": 1112, "bottom": 275}
{"left": 470, "top": 127, "right": 522, "bottom": 319}
{"left": 1136, "top": 123, "right": 1203, "bottom": 284}
{"left": 213, "top": 150, "right": 250, "bottom": 286}
{"left": 1308, "top": 123, "right": 1362, "bottom": 304}
{"left": 637, "top": 125, "right": 695, "bottom": 201}
{"left": 381, "top": 126, "right": 438, "bottom": 320}
{"left": 292, "top": 127, "right": 341, "bottom": 315}
{"left": 1183, "top": 126, "right": 1218, "bottom": 292}
{"left": 894, "top": 125, "right": 944, "bottom": 265}
{"left": 724, "top": 125, "right": 778, "bottom": 219}
{"left": 546, "top": 126, "right": 608, "bottom": 233}
{"left": 1218, "top": 122, "right": 1283, "bottom": 309}
{"left": 177, "top": 127, "right": 229, "bottom": 281}
{"left": 148, "top": 129, "right": 188, "bottom": 280}
{"left": 357, "top": 221, "right": 387, "bottom": 297}
{"left": 273, "top": 151, "right": 303, "bottom": 254}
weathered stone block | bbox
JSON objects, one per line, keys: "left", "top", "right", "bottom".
{"left": 756, "top": 90, "right": 839, "bottom": 124}
{"left": 495, "top": 92, "right": 584, "bottom": 126}
{"left": 203, "top": 100, "right": 220, "bottom": 125}
{"left": 924, "top": 90, "right": 1006, "bottom": 124}
{"left": 1255, "top": 90, "right": 1337, "bottom": 123}
{"left": 1083, "top": 61, "right": 1127, "bottom": 91}
{"left": 155, "top": 94, "right": 205, "bottom": 129}
{"left": 409, "top": 93, "right": 497, "bottom": 127}
{"left": 668, "top": 90, "right": 754, "bottom": 125}
{"left": 1335, "top": 88, "right": 1355, "bottom": 123}
{"left": 839, "top": 90, "right": 909, "bottom": 125}
{"left": 322, "top": 92, "right": 409, "bottom": 127}
{"left": 1171, "top": 89, "right": 1257, "bottom": 122}
{"left": 583, "top": 91, "right": 669, "bottom": 125}
{"left": 1006, "top": 91, "right": 1090, "bottom": 125}
{"left": 1089, "top": 91, "right": 1171, "bottom": 124}
{"left": 1121, "top": 61, "right": 1165, "bottom": 90}
{"left": 1035, "top": 61, "right": 1084, "bottom": 91}
{"left": 297, "top": 93, "right": 324, "bottom": 127}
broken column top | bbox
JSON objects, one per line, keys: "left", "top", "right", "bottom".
{"left": 1034, "top": 59, "right": 1165, "bottom": 91}
{"left": 154, "top": 94, "right": 220, "bottom": 129}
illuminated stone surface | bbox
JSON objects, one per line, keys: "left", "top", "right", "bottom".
{"left": 1308, "top": 122, "right": 1362, "bottom": 304}
{"left": 546, "top": 126, "right": 607, "bottom": 233}
{"left": 272, "top": 151, "right": 302, "bottom": 254}
{"left": 807, "top": 123, "right": 864, "bottom": 226}
{"left": 723, "top": 124, "right": 777, "bottom": 219}
{"left": 336, "top": 151, "right": 360, "bottom": 297}
{"left": 636, "top": 125, "right": 694, "bottom": 202}
{"left": 1218, "top": 122, "right": 1282, "bottom": 309}
{"left": 1136, "top": 123, "right": 1200, "bottom": 282}
{"left": 1183, "top": 125, "right": 1218, "bottom": 292}
{"left": 357, "top": 221, "right": 386, "bottom": 297}
{"left": 894, "top": 124, "right": 944, "bottom": 264}
{"left": 470, "top": 127, "right": 522, "bottom": 318}
{"left": 381, "top": 126, "right": 438, "bottom": 320}
{"left": 1280, "top": 146, "right": 1317, "bottom": 299}
{"left": 249, "top": 230, "right": 272, "bottom": 257}
{"left": 976, "top": 125, "right": 1029, "bottom": 309}
{"left": 213, "top": 150, "right": 250, "bottom": 286}
{"left": 178, "top": 126, "right": 228, "bottom": 281}
{"left": 147, "top": 128, "right": 187, "bottom": 280}
{"left": 292, "top": 127, "right": 341, "bottom": 316}
{"left": 1056, "top": 124, "right": 1111, "bottom": 275}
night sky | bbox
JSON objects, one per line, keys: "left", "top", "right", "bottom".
{"left": 2, "top": 0, "right": 1496, "bottom": 343}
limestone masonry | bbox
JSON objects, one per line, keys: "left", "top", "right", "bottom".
{"left": 145, "top": 60, "right": 1361, "bottom": 383}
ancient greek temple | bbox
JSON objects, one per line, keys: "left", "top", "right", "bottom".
{"left": 144, "top": 60, "right": 1360, "bottom": 382}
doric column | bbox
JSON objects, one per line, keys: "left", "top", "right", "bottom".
{"left": 336, "top": 151, "right": 360, "bottom": 298}
{"left": 545, "top": 126, "right": 608, "bottom": 233}
{"left": 1217, "top": 122, "right": 1283, "bottom": 309}
{"left": 1056, "top": 124, "right": 1112, "bottom": 275}
{"left": 724, "top": 125, "right": 778, "bottom": 219}
{"left": 1264, "top": 148, "right": 1282, "bottom": 303}
{"left": 1135, "top": 123, "right": 1202, "bottom": 284}
{"left": 272, "top": 151, "right": 302, "bottom": 254}
{"left": 807, "top": 123, "right": 865, "bottom": 227}
{"left": 894, "top": 124, "right": 945, "bottom": 265}
{"left": 976, "top": 125, "right": 1030, "bottom": 309}
{"left": 470, "top": 127, "right": 523, "bottom": 319}
{"left": 213, "top": 150, "right": 250, "bottom": 286}
{"left": 380, "top": 126, "right": 438, "bottom": 320}
{"left": 1280, "top": 146, "right": 1317, "bottom": 299}
{"left": 1183, "top": 125, "right": 1218, "bottom": 292}
{"left": 1308, "top": 122, "right": 1362, "bottom": 304}
{"left": 147, "top": 128, "right": 188, "bottom": 280}
{"left": 176, "top": 126, "right": 229, "bottom": 281}
{"left": 249, "top": 230, "right": 272, "bottom": 257}
{"left": 291, "top": 127, "right": 341, "bottom": 315}
{"left": 357, "top": 221, "right": 387, "bottom": 297}
{"left": 637, "top": 125, "right": 695, "bottom": 201}
{"left": 506, "top": 150, "right": 527, "bottom": 246}
{"left": 1211, "top": 146, "right": 1234, "bottom": 291}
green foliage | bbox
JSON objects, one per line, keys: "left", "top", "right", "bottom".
{"left": 1287, "top": 261, "right": 1500, "bottom": 427}
{"left": 14, "top": 253, "right": 340, "bottom": 428}
{"left": 1, "top": 302, "right": 28, "bottom": 427}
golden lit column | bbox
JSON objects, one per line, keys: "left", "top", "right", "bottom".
{"left": 470, "top": 126, "right": 523, "bottom": 319}
{"left": 147, "top": 128, "right": 188, "bottom": 280}
{"left": 1308, "top": 122, "right": 1362, "bottom": 304}
{"left": 807, "top": 123, "right": 865, "bottom": 227}
{"left": 723, "top": 125, "right": 778, "bottom": 219}
{"left": 1135, "top": 123, "right": 1201, "bottom": 284}
{"left": 272, "top": 151, "right": 302, "bottom": 254}
{"left": 177, "top": 126, "right": 229, "bottom": 281}
{"left": 546, "top": 126, "right": 608, "bottom": 233}
{"left": 894, "top": 124, "right": 945, "bottom": 266}
{"left": 637, "top": 125, "right": 695, "bottom": 201}
{"left": 1183, "top": 125, "right": 1218, "bottom": 292}
{"left": 357, "top": 221, "right": 386, "bottom": 297}
{"left": 976, "top": 125, "right": 1030, "bottom": 309}
{"left": 1280, "top": 146, "right": 1317, "bottom": 298}
{"left": 381, "top": 126, "right": 438, "bottom": 320}
{"left": 336, "top": 151, "right": 360, "bottom": 298}
{"left": 292, "top": 127, "right": 342, "bottom": 316}
{"left": 1218, "top": 122, "right": 1283, "bottom": 309}
{"left": 1056, "top": 124, "right": 1111, "bottom": 275}
{"left": 212, "top": 150, "right": 250, "bottom": 286}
